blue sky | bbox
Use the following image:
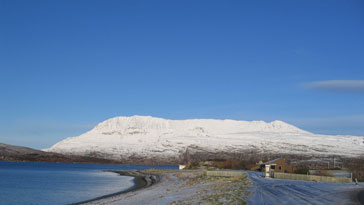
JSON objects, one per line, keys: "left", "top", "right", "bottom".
{"left": 1, "top": 0, "right": 364, "bottom": 149}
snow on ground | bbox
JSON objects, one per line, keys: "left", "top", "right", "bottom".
{"left": 83, "top": 170, "right": 363, "bottom": 205}
{"left": 247, "top": 171, "right": 364, "bottom": 205}
{"left": 46, "top": 116, "right": 364, "bottom": 160}
{"left": 85, "top": 170, "right": 252, "bottom": 205}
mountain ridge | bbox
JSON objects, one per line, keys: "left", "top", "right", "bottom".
{"left": 46, "top": 116, "right": 364, "bottom": 164}
{"left": 91, "top": 115, "right": 310, "bottom": 134}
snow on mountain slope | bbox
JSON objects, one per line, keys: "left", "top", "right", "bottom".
{"left": 46, "top": 116, "right": 364, "bottom": 161}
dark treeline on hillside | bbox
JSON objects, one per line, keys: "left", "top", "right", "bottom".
{"left": 1, "top": 142, "right": 363, "bottom": 181}
{"left": 0, "top": 143, "right": 120, "bottom": 164}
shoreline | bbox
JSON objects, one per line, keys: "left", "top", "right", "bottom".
{"left": 73, "top": 170, "right": 159, "bottom": 205}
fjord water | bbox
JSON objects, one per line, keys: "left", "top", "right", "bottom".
{"left": 0, "top": 161, "right": 177, "bottom": 205}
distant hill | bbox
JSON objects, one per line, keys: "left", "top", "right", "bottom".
{"left": 45, "top": 116, "right": 364, "bottom": 164}
{"left": 0, "top": 143, "right": 119, "bottom": 164}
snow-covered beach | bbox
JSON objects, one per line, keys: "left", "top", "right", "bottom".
{"left": 81, "top": 170, "right": 364, "bottom": 205}
{"left": 82, "top": 169, "right": 252, "bottom": 204}
{"left": 75, "top": 171, "right": 158, "bottom": 204}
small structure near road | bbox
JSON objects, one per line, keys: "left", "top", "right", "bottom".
{"left": 252, "top": 157, "right": 353, "bottom": 183}
{"left": 179, "top": 165, "right": 186, "bottom": 170}
{"left": 253, "top": 157, "right": 296, "bottom": 178}
{"left": 274, "top": 172, "right": 352, "bottom": 183}
{"left": 205, "top": 170, "right": 246, "bottom": 178}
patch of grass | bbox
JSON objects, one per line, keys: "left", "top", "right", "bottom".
{"left": 143, "top": 169, "right": 176, "bottom": 174}
{"left": 174, "top": 172, "right": 189, "bottom": 179}
{"left": 170, "top": 171, "right": 251, "bottom": 204}
{"left": 196, "top": 175, "right": 250, "bottom": 204}
{"left": 165, "top": 175, "right": 172, "bottom": 182}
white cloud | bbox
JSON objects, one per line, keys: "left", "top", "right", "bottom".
{"left": 305, "top": 80, "right": 364, "bottom": 93}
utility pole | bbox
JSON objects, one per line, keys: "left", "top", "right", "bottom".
{"left": 333, "top": 157, "right": 335, "bottom": 169}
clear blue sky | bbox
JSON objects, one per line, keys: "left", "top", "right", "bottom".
{"left": 1, "top": 0, "right": 364, "bottom": 149}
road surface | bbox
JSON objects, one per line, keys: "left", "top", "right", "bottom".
{"left": 247, "top": 171, "right": 364, "bottom": 205}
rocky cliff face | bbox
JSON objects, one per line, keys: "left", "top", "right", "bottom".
{"left": 46, "top": 116, "right": 364, "bottom": 164}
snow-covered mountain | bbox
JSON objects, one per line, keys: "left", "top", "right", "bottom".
{"left": 46, "top": 116, "right": 364, "bottom": 163}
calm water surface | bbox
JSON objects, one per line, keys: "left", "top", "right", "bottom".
{"left": 0, "top": 161, "right": 177, "bottom": 205}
